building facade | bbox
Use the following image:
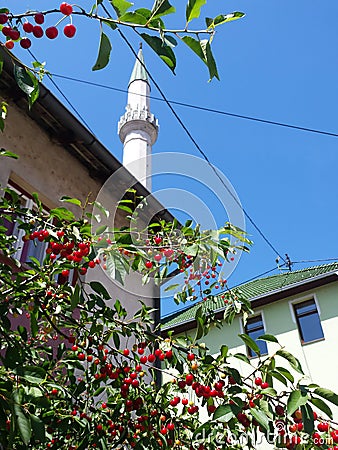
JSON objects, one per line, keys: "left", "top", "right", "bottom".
{"left": 0, "top": 45, "right": 168, "bottom": 317}
{"left": 162, "top": 263, "right": 338, "bottom": 416}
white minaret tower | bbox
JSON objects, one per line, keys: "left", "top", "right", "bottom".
{"left": 118, "top": 44, "right": 159, "bottom": 191}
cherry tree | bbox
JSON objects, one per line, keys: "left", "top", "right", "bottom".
{"left": 1, "top": 2, "right": 338, "bottom": 449}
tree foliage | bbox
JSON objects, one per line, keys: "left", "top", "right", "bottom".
{"left": 0, "top": 159, "right": 338, "bottom": 449}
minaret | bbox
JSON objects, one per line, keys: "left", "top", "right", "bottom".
{"left": 118, "top": 44, "right": 159, "bottom": 191}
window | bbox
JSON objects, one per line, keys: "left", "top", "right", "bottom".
{"left": 2, "top": 182, "right": 48, "bottom": 264}
{"left": 293, "top": 299, "right": 324, "bottom": 344}
{"left": 244, "top": 314, "right": 268, "bottom": 358}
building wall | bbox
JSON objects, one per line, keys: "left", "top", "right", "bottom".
{"left": 177, "top": 281, "right": 338, "bottom": 421}
{"left": 0, "top": 96, "right": 160, "bottom": 316}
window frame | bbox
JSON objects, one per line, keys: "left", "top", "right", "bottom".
{"left": 242, "top": 311, "right": 269, "bottom": 359}
{"left": 289, "top": 295, "right": 325, "bottom": 345}
{"left": 4, "top": 181, "right": 49, "bottom": 263}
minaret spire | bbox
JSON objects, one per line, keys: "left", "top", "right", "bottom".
{"left": 118, "top": 45, "right": 158, "bottom": 191}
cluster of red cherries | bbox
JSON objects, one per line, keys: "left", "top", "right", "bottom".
{"left": 25, "top": 228, "right": 99, "bottom": 278}
{"left": 0, "top": 3, "right": 76, "bottom": 50}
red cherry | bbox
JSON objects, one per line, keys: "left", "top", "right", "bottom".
{"left": 71, "top": 409, "right": 77, "bottom": 416}
{"left": 9, "top": 29, "right": 20, "bottom": 40}
{"left": 137, "top": 347, "right": 144, "bottom": 355}
{"left": 34, "top": 13, "right": 45, "bottom": 24}
{"left": 60, "top": 2, "right": 73, "bottom": 15}
{"left": 61, "top": 269, "right": 70, "bottom": 277}
{"left": 79, "top": 267, "right": 87, "bottom": 275}
{"left": 165, "top": 350, "right": 173, "bottom": 359}
{"left": 101, "top": 402, "right": 107, "bottom": 409}
{"left": 154, "top": 254, "right": 162, "bottom": 262}
{"left": 77, "top": 352, "right": 85, "bottom": 361}
{"left": 23, "top": 22, "right": 34, "bottom": 33}
{"left": 160, "top": 426, "right": 168, "bottom": 435}
{"left": 0, "top": 13, "right": 8, "bottom": 24}
{"left": 88, "top": 260, "right": 96, "bottom": 268}
{"left": 147, "top": 354, "right": 155, "bottom": 363}
{"left": 145, "top": 261, "right": 153, "bottom": 269}
{"left": 87, "top": 355, "right": 93, "bottom": 362}
{"left": 154, "top": 236, "right": 162, "bottom": 245}
{"left": 185, "top": 374, "right": 194, "bottom": 385}
{"left": 131, "top": 379, "right": 139, "bottom": 388}
{"left": 2, "top": 26, "right": 11, "bottom": 36}
{"left": 20, "top": 38, "right": 32, "bottom": 49}
{"left": 140, "top": 355, "right": 147, "bottom": 364}
{"left": 164, "top": 249, "right": 174, "bottom": 258}
{"left": 5, "top": 40, "right": 14, "bottom": 49}
{"left": 46, "top": 26, "right": 59, "bottom": 39}
{"left": 167, "top": 423, "right": 175, "bottom": 431}
{"left": 187, "top": 352, "right": 195, "bottom": 361}
{"left": 275, "top": 405, "right": 285, "bottom": 416}
{"left": 261, "top": 382, "right": 269, "bottom": 389}
{"left": 254, "top": 377, "right": 262, "bottom": 386}
{"left": 182, "top": 398, "right": 188, "bottom": 405}
{"left": 63, "top": 24, "right": 76, "bottom": 38}
{"left": 33, "top": 26, "right": 44, "bottom": 38}
{"left": 123, "top": 348, "right": 130, "bottom": 356}
{"left": 51, "top": 388, "right": 58, "bottom": 395}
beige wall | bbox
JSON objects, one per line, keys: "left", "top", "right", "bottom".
{"left": 0, "top": 96, "right": 160, "bottom": 315}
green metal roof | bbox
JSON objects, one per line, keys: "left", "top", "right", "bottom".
{"left": 161, "top": 262, "right": 338, "bottom": 329}
{"left": 129, "top": 44, "right": 149, "bottom": 86}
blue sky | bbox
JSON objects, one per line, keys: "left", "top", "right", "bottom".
{"left": 3, "top": 1, "right": 338, "bottom": 316}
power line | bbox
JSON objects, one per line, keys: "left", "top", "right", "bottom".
{"left": 50, "top": 73, "right": 338, "bottom": 140}
{"left": 114, "top": 28, "right": 286, "bottom": 264}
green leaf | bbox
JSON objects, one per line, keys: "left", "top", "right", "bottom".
{"left": 110, "top": 0, "right": 133, "bottom": 17}
{"left": 119, "top": 10, "right": 150, "bottom": 25}
{"left": 150, "top": 0, "right": 175, "bottom": 20}
{"left": 301, "top": 403, "right": 314, "bottom": 434}
{"left": 195, "top": 316, "right": 204, "bottom": 340}
{"left": 92, "top": 31, "right": 112, "bottom": 71}
{"left": 13, "top": 393, "right": 31, "bottom": 446}
{"left": 250, "top": 407, "right": 270, "bottom": 431}
{"left": 270, "top": 370, "right": 288, "bottom": 386}
{"left": 106, "top": 252, "right": 129, "bottom": 285}
{"left": 164, "top": 283, "right": 180, "bottom": 292}
{"left": 95, "top": 225, "right": 108, "bottom": 235}
{"left": 181, "top": 36, "right": 219, "bottom": 81}
{"left": 13, "top": 65, "right": 39, "bottom": 109}
{"left": 233, "top": 353, "right": 251, "bottom": 365}
{"left": 310, "top": 397, "right": 333, "bottom": 419}
{"left": 206, "top": 12, "right": 245, "bottom": 29}
{"left": 186, "top": 0, "right": 206, "bottom": 23}
{"left": 213, "top": 404, "right": 235, "bottom": 422}
{"left": 31, "top": 414, "right": 46, "bottom": 443}
{"left": 90, "top": 281, "right": 111, "bottom": 300}
{"left": 276, "top": 349, "right": 304, "bottom": 374}
{"left": 0, "top": 52, "right": 3, "bottom": 75}
{"left": 0, "top": 148, "right": 18, "bottom": 159}
{"left": 30, "top": 310, "right": 38, "bottom": 338}
{"left": 117, "top": 204, "right": 133, "bottom": 214}
{"left": 50, "top": 207, "right": 75, "bottom": 222}
{"left": 275, "top": 367, "right": 294, "bottom": 383}
{"left": 314, "top": 387, "right": 338, "bottom": 407}
{"left": 60, "top": 196, "right": 82, "bottom": 207}
{"left": 287, "top": 390, "right": 309, "bottom": 416}
{"left": 16, "top": 366, "right": 46, "bottom": 384}
{"left": 257, "top": 334, "right": 279, "bottom": 344}
{"left": 238, "top": 333, "right": 260, "bottom": 356}
{"left": 140, "top": 33, "right": 176, "bottom": 73}
{"left": 200, "top": 39, "right": 219, "bottom": 81}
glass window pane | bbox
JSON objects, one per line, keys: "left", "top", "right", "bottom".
{"left": 294, "top": 300, "right": 316, "bottom": 316}
{"left": 294, "top": 300, "right": 324, "bottom": 343}
{"left": 245, "top": 315, "right": 268, "bottom": 357}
